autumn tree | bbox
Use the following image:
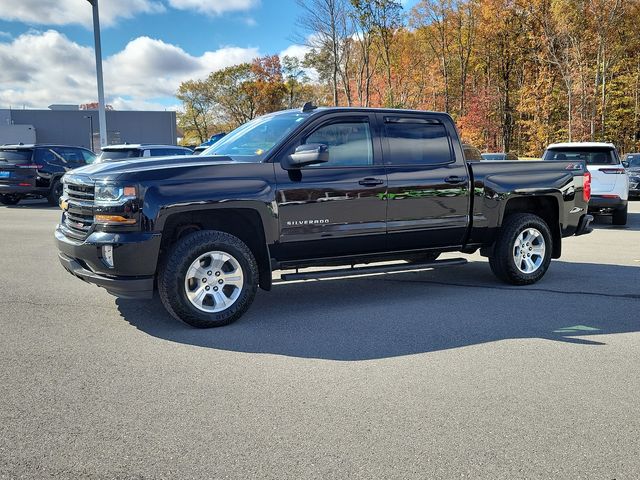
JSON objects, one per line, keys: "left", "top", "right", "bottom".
{"left": 176, "top": 79, "right": 218, "bottom": 144}
{"left": 296, "top": 0, "right": 354, "bottom": 105}
{"left": 177, "top": 0, "right": 640, "bottom": 155}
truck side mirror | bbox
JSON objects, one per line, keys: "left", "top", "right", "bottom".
{"left": 282, "top": 143, "right": 329, "bottom": 169}
{"left": 622, "top": 161, "right": 629, "bottom": 168}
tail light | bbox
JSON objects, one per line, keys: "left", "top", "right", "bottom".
{"left": 583, "top": 171, "right": 591, "bottom": 202}
{"left": 598, "top": 168, "right": 626, "bottom": 174}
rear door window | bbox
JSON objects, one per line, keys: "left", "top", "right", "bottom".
{"left": 383, "top": 118, "right": 452, "bottom": 165}
{"left": 52, "top": 147, "right": 89, "bottom": 168}
{"left": 34, "top": 148, "right": 58, "bottom": 165}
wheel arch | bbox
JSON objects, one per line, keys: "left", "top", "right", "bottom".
{"left": 159, "top": 207, "right": 272, "bottom": 291}
{"left": 500, "top": 195, "right": 562, "bottom": 259}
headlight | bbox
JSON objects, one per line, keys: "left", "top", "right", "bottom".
{"left": 94, "top": 184, "right": 137, "bottom": 205}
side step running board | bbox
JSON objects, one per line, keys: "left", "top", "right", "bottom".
{"left": 280, "top": 258, "right": 468, "bottom": 282}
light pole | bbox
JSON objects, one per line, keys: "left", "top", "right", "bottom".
{"left": 84, "top": 115, "right": 94, "bottom": 151}
{"left": 87, "top": 0, "right": 107, "bottom": 149}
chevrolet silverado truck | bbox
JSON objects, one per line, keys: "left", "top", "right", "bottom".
{"left": 56, "top": 105, "right": 594, "bottom": 328}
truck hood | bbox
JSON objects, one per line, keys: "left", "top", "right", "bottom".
{"left": 70, "top": 155, "right": 239, "bottom": 180}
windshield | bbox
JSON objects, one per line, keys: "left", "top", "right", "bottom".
{"left": 201, "top": 112, "right": 310, "bottom": 161}
{"left": 482, "top": 153, "right": 506, "bottom": 160}
{"left": 625, "top": 154, "right": 640, "bottom": 168}
{"left": 97, "top": 149, "right": 140, "bottom": 162}
{"left": 543, "top": 147, "right": 618, "bottom": 165}
{"left": 0, "top": 149, "right": 33, "bottom": 164}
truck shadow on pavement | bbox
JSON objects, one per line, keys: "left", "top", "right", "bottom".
{"left": 117, "top": 260, "right": 640, "bottom": 361}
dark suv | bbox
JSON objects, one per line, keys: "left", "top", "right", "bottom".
{"left": 96, "top": 144, "right": 193, "bottom": 163}
{"left": 0, "top": 144, "right": 96, "bottom": 206}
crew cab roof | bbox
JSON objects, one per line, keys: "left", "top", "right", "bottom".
{"left": 283, "top": 106, "right": 449, "bottom": 116}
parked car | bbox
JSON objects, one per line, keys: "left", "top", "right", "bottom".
{"left": 201, "top": 133, "right": 227, "bottom": 147}
{"left": 481, "top": 152, "right": 519, "bottom": 160}
{"left": 95, "top": 144, "right": 193, "bottom": 163}
{"left": 0, "top": 144, "right": 96, "bottom": 206}
{"left": 192, "top": 146, "right": 208, "bottom": 155}
{"left": 56, "top": 105, "right": 593, "bottom": 328}
{"left": 193, "top": 133, "right": 227, "bottom": 155}
{"left": 462, "top": 143, "right": 483, "bottom": 161}
{"left": 543, "top": 142, "right": 629, "bottom": 224}
{"left": 623, "top": 153, "right": 640, "bottom": 197}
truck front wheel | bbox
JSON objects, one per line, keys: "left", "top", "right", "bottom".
{"left": 158, "top": 230, "right": 259, "bottom": 328}
{"left": 489, "top": 213, "right": 552, "bottom": 285}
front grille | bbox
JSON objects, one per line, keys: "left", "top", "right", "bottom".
{"left": 67, "top": 182, "right": 95, "bottom": 202}
{"left": 65, "top": 211, "right": 94, "bottom": 233}
{"left": 63, "top": 177, "right": 95, "bottom": 239}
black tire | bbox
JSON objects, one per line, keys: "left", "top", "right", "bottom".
{"left": 488, "top": 213, "right": 553, "bottom": 285}
{"left": 158, "top": 230, "right": 259, "bottom": 328}
{"left": 406, "top": 252, "right": 440, "bottom": 264}
{"left": 47, "top": 179, "right": 63, "bottom": 206}
{"left": 612, "top": 204, "right": 628, "bottom": 226}
{"left": 0, "top": 195, "right": 20, "bottom": 206}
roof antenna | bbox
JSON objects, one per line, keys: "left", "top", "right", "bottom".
{"left": 301, "top": 102, "right": 317, "bottom": 113}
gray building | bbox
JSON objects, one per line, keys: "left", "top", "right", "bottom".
{"left": 0, "top": 106, "right": 177, "bottom": 151}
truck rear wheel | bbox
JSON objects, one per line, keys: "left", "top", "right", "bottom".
{"left": 158, "top": 230, "right": 259, "bottom": 328}
{"left": 489, "top": 213, "right": 552, "bottom": 285}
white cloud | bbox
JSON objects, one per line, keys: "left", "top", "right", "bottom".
{"left": 0, "top": 30, "right": 259, "bottom": 110}
{"left": 110, "top": 97, "right": 180, "bottom": 111}
{"left": 279, "top": 44, "right": 311, "bottom": 62}
{"left": 279, "top": 43, "right": 318, "bottom": 82}
{"left": 0, "top": 0, "right": 165, "bottom": 27}
{"left": 106, "top": 36, "right": 259, "bottom": 98}
{"left": 167, "top": 0, "right": 259, "bottom": 16}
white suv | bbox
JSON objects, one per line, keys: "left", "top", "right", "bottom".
{"left": 543, "top": 142, "right": 629, "bottom": 225}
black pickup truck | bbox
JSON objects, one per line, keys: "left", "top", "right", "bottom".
{"left": 56, "top": 106, "right": 593, "bottom": 328}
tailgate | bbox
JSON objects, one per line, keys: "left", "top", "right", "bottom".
{"left": 587, "top": 165, "right": 619, "bottom": 193}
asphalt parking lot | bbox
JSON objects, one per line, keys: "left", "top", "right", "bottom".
{"left": 1, "top": 201, "right": 639, "bottom": 479}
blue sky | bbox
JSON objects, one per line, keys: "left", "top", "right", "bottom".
{"left": 0, "top": 0, "right": 418, "bottom": 110}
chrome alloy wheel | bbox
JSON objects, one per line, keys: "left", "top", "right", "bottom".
{"left": 184, "top": 251, "right": 244, "bottom": 313}
{"left": 513, "top": 228, "right": 546, "bottom": 274}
